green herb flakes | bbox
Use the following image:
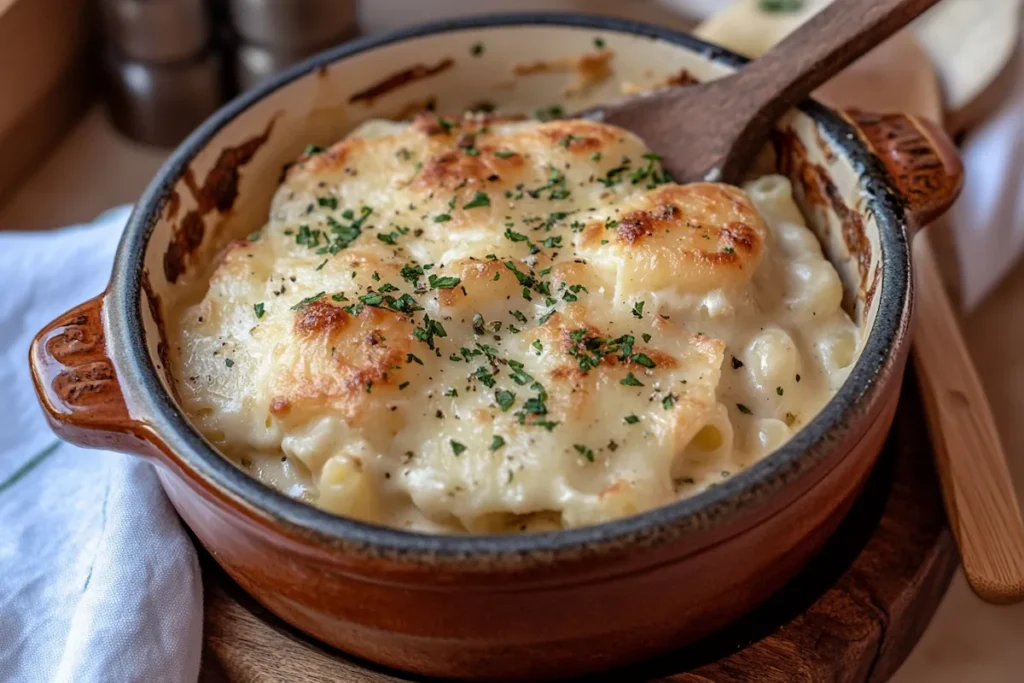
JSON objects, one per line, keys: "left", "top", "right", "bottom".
{"left": 290, "top": 291, "right": 326, "bottom": 310}
{"left": 495, "top": 390, "right": 516, "bottom": 412}
{"left": 574, "top": 444, "right": 595, "bottom": 462}
{"left": 463, "top": 191, "right": 491, "bottom": 209}
{"left": 621, "top": 372, "right": 644, "bottom": 387}
{"left": 428, "top": 274, "right": 461, "bottom": 289}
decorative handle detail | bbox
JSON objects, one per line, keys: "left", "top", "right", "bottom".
{"left": 29, "top": 295, "right": 147, "bottom": 453}
{"left": 844, "top": 111, "right": 963, "bottom": 229}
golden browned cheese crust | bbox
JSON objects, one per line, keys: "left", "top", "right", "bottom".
{"left": 171, "top": 113, "right": 858, "bottom": 533}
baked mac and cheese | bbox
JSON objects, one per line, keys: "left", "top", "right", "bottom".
{"left": 171, "top": 113, "right": 859, "bottom": 533}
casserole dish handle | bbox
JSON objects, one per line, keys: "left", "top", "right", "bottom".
{"left": 845, "top": 110, "right": 963, "bottom": 229}
{"left": 29, "top": 294, "right": 152, "bottom": 454}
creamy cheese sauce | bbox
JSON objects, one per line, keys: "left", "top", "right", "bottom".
{"left": 170, "top": 114, "right": 859, "bottom": 533}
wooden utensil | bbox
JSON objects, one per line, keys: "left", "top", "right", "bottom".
{"left": 689, "top": 4, "right": 1024, "bottom": 603}
{"left": 580, "top": 0, "right": 941, "bottom": 184}
{"left": 799, "top": 30, "right": 1024, "bottom": 607}
{"left": 813, "top": 31, "right": 1024, "bottom": 606}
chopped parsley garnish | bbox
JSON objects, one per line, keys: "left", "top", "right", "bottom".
{"left": 541, "top": 236, "right": 562, "bottom": 249}
{"left": 303, "top": 144, "right": 325, "bottom": 155}
{"left": 537, "top": 310, "right": 556, "bottom": 325}
{"left": 594, "top": 37, "right": 606, "bottom": 48}
{"left": 436, "top": 117, "right": 455, "bottom": 134}
{"left": 723, "top": 246, "right": 735, "bottom": 254}
{"left": 494, "top": 149, "right": 515, "bottom": 159}
{"left": 428, "top": 274, "right": 461, "bottom": 289}
{"left": 777, "top": 386, "right": 785, "bottom": 396}
{"left": 624, "top": 414, "right": 640, "bottom": 424}
{"left": 535, "top": 105, "right": 564, "bottom": 121}
{"left": 628, "top": 152, "right": 672, "bottom": 187}
{"left": 760, "top": 0, "right": 803, "bottom": 11}
{"left": 559, "top": 134, "right": 582, "bottom": 148}
{"left": 434, "top": 213, "right": 452, "bottom": 223}
{"left": 628, "top": 353, "right": 654, "bottom": 369}
{"left": 399, "top": 381, "right": 410, "bottom": 390}
{"left": 253, "top": 302, "right": 265, "bottom": 318}
{"left": 495, "top": 390, "right": 516, "bottom": 412}
{"left": 574, "top": 444, "right": 595, "bottom": 462}
{"left": 642, "top": 333, "right": 652, "bottom": 343}
{"left": 504, "top": 261, "right": 535, "bottom": 287}
{"left": 531, "top": 339, "right": 543, "bottom": 353}
{"left": 632, "top": 301, "right": 645, "bottom": 319}
{"left": 621, "top": 372, "right": 645, "bottom": 387}
{"left": 490, "top": 435, "right": 506, "bottom": 451}
{"left": 359, "top": 292, "right": 383, "bottom": 306}
{"left": 737, "top": 403, "right": 753, "bottom": 415}
{"left": 474, "top": 367, "right": 497, "bottom": 388}
{"left": 400, "top": 263, "right": 424, "bottom": 285}
{"left": 463, "top": 191, "right": 491, "bottom": 209}
{"left": 317, "top": 196, "right": 338, "bottom": 209}
{"left": 377, "top": 230, "right": 403, "bottom": 245}
{"left": 444, "top": 387, "right": 458, "bottom": 397}
{"left": 406, "top": 353, "right": 423, "bottom": 365}
{"left": 662, "top": 394, "right": 676, "bottom": 410}
{"left": 413, "top": 314, "right": 447, "bottom": 349}
{"left": 331, "top": 292, "right": 348, "bottom": 302}
{"left": 509, "top": 310, "right": 528, "bottom": 324}
{"left": 224, "top": 358, "right": 234, "bottom": 368}
{"left": 290, "top": 291, "right": 326, "bottom": 310}
{"left": 470, "top": 42, "right": 484, "bottom": 56}
{"left": 450, "top": 440, "right": 466, "bottom": 456}
{"left": 507, "top": 360, "right": 534, "bottom": 386}
{"left": 504, "top": 228, "right": 529, "bottom": 243}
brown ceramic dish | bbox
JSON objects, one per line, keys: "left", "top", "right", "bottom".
{"left": 29, "top": 14, "right": 962, "bottom": 681}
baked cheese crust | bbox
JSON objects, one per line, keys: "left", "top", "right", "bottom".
{"left": 171, "top": 113, "right": 858, "bottom": 533}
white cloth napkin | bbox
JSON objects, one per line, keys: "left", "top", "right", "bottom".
{"left": 0, "top": 207, "right": 202, "bottom": 683}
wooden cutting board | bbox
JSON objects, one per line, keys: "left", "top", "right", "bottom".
{"left": 198, "top": 370, "right": 956, "bottom": 682}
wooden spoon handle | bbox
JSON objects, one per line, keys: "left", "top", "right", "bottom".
{"left": 685, "top": 0, "right": 945, "bottom": 182}
{"left": 913, "top": 231, "right": 1024, "bottom": 604}
{"left": 733, "top": 0, "right": 941, "bottom": 118}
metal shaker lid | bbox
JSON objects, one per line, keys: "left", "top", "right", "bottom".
{"left": 98, "top": 0, "right": 212, "bottom": 63}
{"left": 227, "top": 0, "right": 358, "bottom": 50}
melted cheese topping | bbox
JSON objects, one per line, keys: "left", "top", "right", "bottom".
{"left": 171, "top": 114, "right": 859, "bottom": 533}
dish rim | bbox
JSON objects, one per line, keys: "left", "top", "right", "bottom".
{"left": 105, "top": 12, "right": 910, "bottom": 562}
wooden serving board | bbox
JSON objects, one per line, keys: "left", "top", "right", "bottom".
{"left": 197, "top": 369, "right": 957, "bottom": 683}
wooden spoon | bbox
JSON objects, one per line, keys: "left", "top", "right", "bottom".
{"left": 580, "top": 0, "right": 942, "bottom": 184}
{"left": 803, "top": 28, "right": 1024, "bottom": 606}
{"left": 683, "top": 1, "right": 1024, "bottom": 603}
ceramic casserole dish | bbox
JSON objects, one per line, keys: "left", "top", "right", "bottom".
{"left": 29, "top": 14, "right": 962, "bottom": 681}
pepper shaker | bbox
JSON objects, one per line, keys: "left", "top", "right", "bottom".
{"left": 227, "top": 0, "right": 359, "bottom": 89}
{"left": 98, "top": 0, "right": 227, "bottom": 146}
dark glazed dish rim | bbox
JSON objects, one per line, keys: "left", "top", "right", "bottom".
{"left": 106, "top": 13, "right": 910, "bottom": 563}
